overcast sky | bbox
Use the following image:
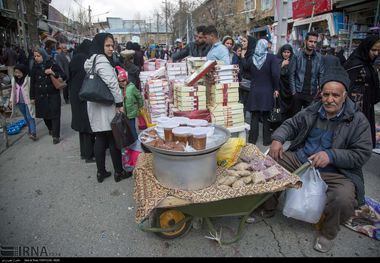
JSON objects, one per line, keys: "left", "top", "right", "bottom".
{"left": 50, "top": 0, "right": 167, "bottom": 22}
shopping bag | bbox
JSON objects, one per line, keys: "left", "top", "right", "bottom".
{"left": 216, "top": 138, "right": 246, "bottom": 168}
{"left": 267, "top": 96, "right": 282, "bottom": 123}
{"left": 121, "top": 140, "right": 143, "bottom": 172}
{"left": 283, "top": 167, "right": 328, "bottom": 224}
{"left": 137, "top": 114, "right": 147, "bottom": 130}
{"left": 79, "top": 55, "right": 114, "bottom": 105}
{"left": 111, "top": 112, "right": 135, "bottom": 150}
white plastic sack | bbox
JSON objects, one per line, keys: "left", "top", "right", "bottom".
{"left": 283, "top": 167, "right": 328, "bottom": 224}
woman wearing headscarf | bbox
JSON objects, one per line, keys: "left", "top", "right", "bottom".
{"left": 30, "top": 48, "right": 66, "bottom": 144}
{"left": 222, "top": 36, "right": 236, "bottom": 65}
{"left": 246, "top": 39, "right": 280, "bottom": 146}
{"left": 344, "top": 35, "right": 380, "bottom": 148}
{"left": 69, "top": 39, "right": 95, "bottom": 163}
{"left": 276, "top": 44, "right": 294, "bottom": 122}
{"left": 10, "top": 64, "right": 36, "bottom": 140}
{"left": 84, "top": 33, "right": 130, "bottom": 183}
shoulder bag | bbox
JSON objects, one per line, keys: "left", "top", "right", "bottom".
{"left": 79, "top": 55, "right": 114, "bottom": 105}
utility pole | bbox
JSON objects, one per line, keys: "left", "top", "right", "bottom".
{"left": 88, "top": 5, "right": 92, "bottom": 37}
{"left": 179, "top": 0, "right": 182, "bottom": 40}
{"left": 275, "top": 0, "right": 289, "bottom": 52}
{"left": 308, "top": 1, "right": 316, "bottom": 32}
{"left": 156, "top": 12, "right": 160, "bottom": 43}
{"left": 164, "top": 0, "right": 168, "bottom": 46}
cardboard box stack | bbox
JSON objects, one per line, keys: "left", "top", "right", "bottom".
{"left": 166, "top": 62, "right": 188, "bottom": 81}
{"left": 186, "top": 57, "right": 207, "bottom": 75}
{"left": 172, "top": 83, "right": 207, "bottom": 112}
{"left": 144, "top": 79, "right": 169, "bottom": 124}
{"left": 206, "top": 64, "right": 245, "bottom": 128}
{"left": 143, "top": 60, "right": 156, "bottom": 71}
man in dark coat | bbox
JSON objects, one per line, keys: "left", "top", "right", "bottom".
{"left": 266, "top": 65, "right": 373, "bottom": 253}
{"left": 172, "top": 25, "right": 211, "bottom": 62}
{"left": 55, "top": 43, "right": 71, "bottom": 104}
{"left": 69, "top": 39, "right": 95, "bottom": 162}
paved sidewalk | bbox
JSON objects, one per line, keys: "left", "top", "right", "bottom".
{"left": 0, "top": 104, "right": 379, "bottom": 257}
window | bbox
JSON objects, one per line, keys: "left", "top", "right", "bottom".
{"left": 244, "top": 0, "right": 256, "bottom": 12}
{"left": 20, "top": 0, "right": 26, "bottom": 14}
{"left": 261, "top": 0, "right": 272, "bottom": 11}
{"left": 34, "top": 1, "right": 41, "bottom": 15}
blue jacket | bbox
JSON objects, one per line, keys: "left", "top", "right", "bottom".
{"left": 289, "top": 50, "right": 325, "bottom": 95}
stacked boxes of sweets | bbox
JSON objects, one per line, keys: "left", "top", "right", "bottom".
{"left": 155, "top": 59, "right": 167, "bottom": 70}
{"left": 172, "top": 83, "right": 207, "bottom": 112}
{"left": 206, "top": 64, "right": 245, "bottom": 128}
{"left": 143, "top": 60, "right": 156, "bottom": 71}
{"left": 185, "top": 57, "right": 207, "bottom": 75}
{"left": 139, "top": 71, "right": 156, "bottom": 93}
{"left": 145, "top": 79, "right": 169, "bottom": 124}
{"left": 166, "top": 62, "right": 188, "bottom": 81}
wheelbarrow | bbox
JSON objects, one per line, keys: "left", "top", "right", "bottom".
{"left": 138, "top": 162, "right": 310, "bottom": 245}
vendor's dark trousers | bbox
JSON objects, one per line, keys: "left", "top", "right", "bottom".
{"left": 249, "top": 111, "right": 271, "bottom": 146}
{"left": 79, "top": 132, "right": 95, "bottom": 160}
{"left": 94, "top": 131, "right": 123, "bottom": 174}
{"left": 43, "top": 118, "right": 60, "bottom": 138}
{"left": 262, "top": 152, "right": 357, "bottom": 240}
{"left": 293, "top": 93, "right": 314, "bottom": 113}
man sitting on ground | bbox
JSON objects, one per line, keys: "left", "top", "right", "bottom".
{"left": 266, "top": 65, "right": 373, "bottom": 253}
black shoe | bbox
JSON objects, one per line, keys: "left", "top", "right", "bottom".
{"left": 64, "top": 99, "right": 70, "bottom": 104}
{"left": 29, "top": 133, "right": 37, "bottom": 141}
{"left": 114, "top": 170, "right": 132, "bottom": 182}
{"left": 97, "top": 171, "right": 112, "bottom": 183}
{"left": 85, "top": 158, "right": 96, "bottom": 163}
{"left": 53, "top": 137, "right": 60, "bottom": 144}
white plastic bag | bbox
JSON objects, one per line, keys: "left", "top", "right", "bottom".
{"left": 283, "top": 167, "right": 328, "bottom": 224}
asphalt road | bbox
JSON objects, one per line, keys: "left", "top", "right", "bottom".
{"left": 0, "top": 103, "right": 379, "bottom": 257}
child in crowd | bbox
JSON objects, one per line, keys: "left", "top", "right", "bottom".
{"left": 9, "top": 64, "right": 37, "bottom": 140}
{"left": 116, "top": 66, "right": 143, "bottom": 141}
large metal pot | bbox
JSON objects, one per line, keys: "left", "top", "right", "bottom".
{"left": 139, "top": 125, "right": 230, "bottom": 191}
{"left": 153, "top": 150, "right": 217, "bottom": 191}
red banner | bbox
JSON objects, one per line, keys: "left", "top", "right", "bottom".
{"left": 292, "top": 0, "right": 332, "bottom": 20}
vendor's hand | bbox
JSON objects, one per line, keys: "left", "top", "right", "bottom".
{"left": 269, "top": 140, "right": 283, "bottom": 161}
{"left": 45, "top": 68, "right": 55, "bottom": 76}
{"left": 274, "top": 90, "right": 279, "bottom": 98}
{"left": 309, "top": 151, "right": 330, "bottom": 168}
{"left": 115, "top": 107, "right": 124, "bottom": 113}
{"left": 30, "top": 100, "right": 35, "bottom": 104}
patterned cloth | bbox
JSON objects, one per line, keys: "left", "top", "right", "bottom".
{"left": 133, "top": 144, "right": 301, "bottom": 224}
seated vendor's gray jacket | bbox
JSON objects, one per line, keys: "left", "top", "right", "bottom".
{"left": 271, "top": 99, "right": 372, "bottom": 206}
{"left": 172, "top": 42, "right": 211, "bottom": 62}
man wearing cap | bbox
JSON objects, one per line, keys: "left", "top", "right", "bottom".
{"left": 266, "top": 65, "right": 373, "bottom": 253}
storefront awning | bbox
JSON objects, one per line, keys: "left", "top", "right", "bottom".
{"left": 292, "top": 12, "right": 336, "bottom": 36}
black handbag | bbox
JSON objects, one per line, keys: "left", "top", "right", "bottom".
{"left": 268, "top": 96, "right": 282, "bottom": 123}
{"left": 79, "top": 55, "right": 114, "bottom": 105}
{"left": 111, "top": 112, "right": 135, "bottom": 150}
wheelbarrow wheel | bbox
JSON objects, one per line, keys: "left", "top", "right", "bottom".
{"left": 151, "top": 209, "right": 192, "bottom": 239}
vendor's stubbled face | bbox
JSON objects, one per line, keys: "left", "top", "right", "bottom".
{"left": 195, "top": 32, "right": 206, "bottom": 45}
{"left": 321, "top": 81, "right": 347, "bottom": 119}
{"left": 369, "top": 41, "right": 380, "bottom": 61}
{"left": 34, "top": 52, "right": 43, "bottom": 64}
{"left": 104, "top": 37, "right": 114, "bottom": 58}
